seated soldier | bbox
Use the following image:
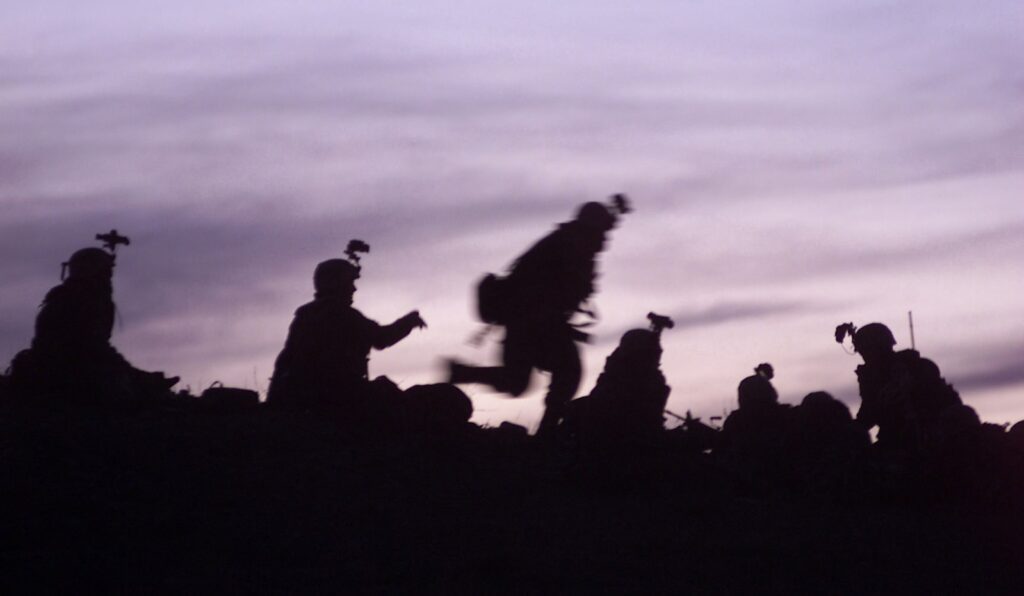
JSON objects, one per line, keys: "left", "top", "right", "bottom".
{"left": 9, "top": 245, "right": 178, "bottom": 405}
{"left": 720, "top": 364, "right": 791, "bottom": 456}
{"left": 719, "top": 364, "right": 793, "bottom": 493}
{"left": 788, "top": 392, "right": 870, "bottom": 490}
{"left": 838, "top": 322, "right": 962, "bottom": 452}
{"left": 267, "top": 255, "right": 426, "bottom": 414}
{"left": 564, "top": 313, "right": 672, "bottom": 448}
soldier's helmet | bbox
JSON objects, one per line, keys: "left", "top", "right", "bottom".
{"left": 737, "top": 374, "right": 778, "bottom": 411}
{"left": 800, "top": 391, "right": 853, "bottom": 425}
{"left": 852, "top": 323, "right": 896, "bottom": 354}
{"left": 619, "top": 328, "right": 662, "bottom": 361}
{"left": 575, "top": 201, "right": 617, "bottom": 231}
{"left": 313, "top": 259, "right": 360, "bottom": 295}
{"left": 66, "top": 247, "right": 114, "bottom": 281}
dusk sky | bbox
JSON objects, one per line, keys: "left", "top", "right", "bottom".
{"left": 2, "top": 1, "right": 1022, "bottom": 430}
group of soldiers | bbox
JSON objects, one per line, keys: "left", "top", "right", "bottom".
{"left": 714, "top": 336, "right": 1024, "bottom": 498}
{"left": 1, "top": 198, "right": 1016, "bottom": 467}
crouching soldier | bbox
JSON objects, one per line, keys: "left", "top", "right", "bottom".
{"left": 564, "top": 312, "right": 673, "bottom": 450}
{"left": 8, "top": 233, "right": 179, "bottom": 406}
{"left": 267, "top": 240, "right": 427, "bottom": 423}
{"left": 787, "top": 392, "right": 871, "bottom": 497}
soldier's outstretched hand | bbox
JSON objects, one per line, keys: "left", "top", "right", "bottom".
{"left": 405, "top": 310, "right": 427, "bottom": 330}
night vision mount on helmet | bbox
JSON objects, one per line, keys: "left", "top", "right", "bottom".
{"left": 61, "top": 229, "right": 131, "bottom": 281}
{"left": 647, "top": 312, "right": 674, "bottom": 335}
{"left": 96, "top": 229, "right": 130, "bottom": 255}
{"left": 313, "top": 239, "right": 372, "bottom": 295}
{"left": 344, "top": 239, "right": 370, "bottom": 268}
{"left": 835, "top": 321, "right": 897, "bottom": 354}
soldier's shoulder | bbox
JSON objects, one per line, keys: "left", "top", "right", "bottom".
{"left": 41, "top": 282, "right": 80, "bottom": 305}
{"left": 293, "top": 299, "right": 349, "bottom": 323}
{"left": 348, "top": 307, "right": 379, "bottom": 329}
{"left": 293, "top": 300, "right": 320, "bottom": 317}
{"left": 895, "top": 348, "right": 921, "bottom": 360}
{"left": 895, "top": 349, "right": 936, "bottom": 368}
{"left": 516, "top": 226, "right": 565, "bottom": 260}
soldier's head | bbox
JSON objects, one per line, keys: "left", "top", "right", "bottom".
{"left": 799, "top": 391, "right": 852, "bottom": 426}
{"left": 575, "top": 201, "right": 617, "bottom": 232}
{"left": 65, "top": 247, "right": 114, "bottom": 282}
{"left": 313, "top": 259, "right": 359, "bottom": 300}
{"left": 618, "top": 328, "right": 662, "bottom": 363}
{"left": 737, "top": 374, "right": 778, "bottom": 412}
{"left": 852, "top": 322, "right": 896, "bottom": 364}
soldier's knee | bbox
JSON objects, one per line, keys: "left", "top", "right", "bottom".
{"left": 556, "top": 357, "right": 582, "bottom": 383}
{"left": 501, "top": 369, "right": 531, "bottom": 396}
{"left": 549, "top": 370, "right": 581, "bottom": 402}
{"left": 505, "top": 377, "right": 531, "bottom": 397}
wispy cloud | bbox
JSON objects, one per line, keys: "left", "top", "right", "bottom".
{"left": 669, "top": 300, "right": 808, "bottom": 331}
{"left": 953, "top": 363, "right": 1024, "bottom": 393}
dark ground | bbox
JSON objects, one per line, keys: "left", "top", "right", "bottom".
{"left": 1, "top": 406, "right": 1022, "bottom": 594}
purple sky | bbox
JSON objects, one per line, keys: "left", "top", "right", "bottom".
{"left": 2, "top": 1, "right": 1023, "bottom": 429}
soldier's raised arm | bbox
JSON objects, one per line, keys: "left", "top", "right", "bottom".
{"left": 373, "top": 310, "right": 427, "bottom": 350}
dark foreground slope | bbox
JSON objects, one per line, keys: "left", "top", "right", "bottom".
{"left": 1, "top": 406, "right": 1021, "bottom": 594}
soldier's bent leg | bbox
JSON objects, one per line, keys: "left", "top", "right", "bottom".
{"left": 448, "top": 329, "right": 533, "bottom": 396}
{"left": 450, "top": 364, "right": 531, "bottom": 396}
{"left": 535, "top": 338, "right": 582, "bottom": 439}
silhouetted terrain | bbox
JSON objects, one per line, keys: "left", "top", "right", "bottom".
{"left": 2, "top": 402, "right": 1021, "bottom": 594}
{"left": 4, "top": 227, "right": 1022, "bottom": 593}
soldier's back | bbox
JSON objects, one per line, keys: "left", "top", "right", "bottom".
{"left": 33, "top": 280, "right": 115, "bottom": 355}
{"left": 269, "top": 298, "right": 380, "bottom": 408}
{"left": 508, "top": 222, "right": 599, "bottom": 317}
{"left": 893, "top": 349, "right": 962, "bottom": 420}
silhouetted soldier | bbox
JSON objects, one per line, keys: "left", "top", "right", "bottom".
{"left": 720, "top": 364, "right": 794, "bottom": 494}
{"left": 721, "top": 364, "right": 790, "bottom": 449}
{"left": 267, "top": 243, "right": 426, "bottom": 415}
{"left": 564, "top": 312, "right": 672, "bottom": 448}
{"left": 923, "top": 404, "right": 1014, "bottom": 503}
{"left": 788, "top": 392, "right": 870, "bottom": 496}
{"left": 836, "top": 322, "right": 962, "bottom": 452}
{"left": 448, "top": 195, "right": 631, "bottom": 438}
{"left": 9, "top": 235, "right": 179, "bottom": 405}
